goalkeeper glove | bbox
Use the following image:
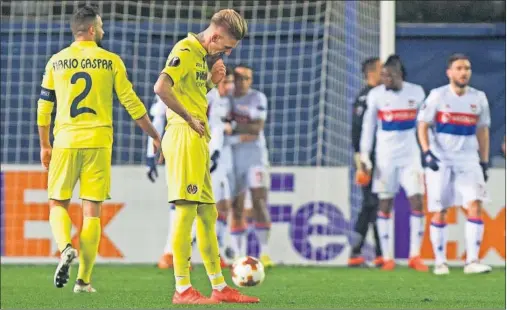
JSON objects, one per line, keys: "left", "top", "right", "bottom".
{"left": 146, "top": 156, "right": 158, "bottom": 183}
{"left": 422, "top": 150, "right": 439, "bottom": 171}
{"left": 210, "top": 150, "right": 220, "bottom": 173}
{"left": 480, "top": 162, "right": 489, "bottom": 182}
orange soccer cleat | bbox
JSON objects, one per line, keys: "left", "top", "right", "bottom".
{"left": 373, "top": 256, "right": 384, "bottom": 267}
{"left": 347, "top": 256, "right": 366, "bottom": 267}
{"left": 381, "top": 259, "right": 396, "bottom": 271}
{"left": 408, "top": 256, "right": 429, "bottom": 272}
{"left": 157, "top": 253, "right": 173, "bottom": 269}
{"left": 355, "top": 170, "right": 371, "bottom": 186}
{"left": 172, "top": 287, "right": 220, "bottom": 305}
{"left": 210, "top": 286, "right": 260, "bottom": 303}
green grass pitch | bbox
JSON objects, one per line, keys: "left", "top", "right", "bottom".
{"left": 1, "top": 264, "right": 505, "bottom": 309}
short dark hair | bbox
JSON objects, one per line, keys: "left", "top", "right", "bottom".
{"left": 225, "top": 65, "right": 234, "bottom": 76}
{"left": 361, "top": 57, "right": 380, "bottom": 79}
{"left": 384, "top": 54, "right": 407, "bottom": 79}
{"left": 448, "top": 53, "right": 469, "bottom": 68}
{"left": 71, "top": 5, "right": 100, "bottom": 36}
{"left": 234, "top": 63, "right": 253, "bottom": 71}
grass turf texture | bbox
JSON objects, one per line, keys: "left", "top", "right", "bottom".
{"left": 1, "top": 265, "right": 505, "bottom": 309}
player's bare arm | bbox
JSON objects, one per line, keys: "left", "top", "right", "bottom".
{"left": 476, "top": 126, "right": 489, "bottom": 163}
{"left": 135, "top": 114, "right": 162, "bottom": 156}
{"left": 154, "top": 73, "right": 205, "bottom": 136}
{"left": 38, "top": 125, "right": 52, "bottom": 170}
{"left": 417, "top": 121, "right": 431, "bottom": 152}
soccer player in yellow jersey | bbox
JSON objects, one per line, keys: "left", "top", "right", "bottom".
{"left": 37, "top": 5, "right": 162, "bottom": 293}
{"left": 153, "top": 9, "right": 259, "bottom": 304}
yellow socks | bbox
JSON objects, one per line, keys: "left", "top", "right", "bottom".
{"left": 49, "top": 206, "right": 72, "bottom": 253}
{"left": 77, "top": 217, "right": 101, "bottom": 284}
{"left": 172, "top": 204, "right": 197, "bottom": 292}
{"left": 197, "top": 204, "right": 226, "bottom": 290}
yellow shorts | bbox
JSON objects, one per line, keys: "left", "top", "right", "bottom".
{"left": 162, "top": 124, "right": 214, "bottom": 204}
{"left": 47, "top": 148, "right": 112, "bottom": 202}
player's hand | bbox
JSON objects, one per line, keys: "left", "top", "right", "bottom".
{"left": 188, "top": 117, "right": 205, "bottom": 137}
{"left": 359, "top": 153, "right": 372, "bottom": 174}
{"left": 210, "top": 59, "right": 226, "bottom": 84}
{"left": 210, "top": 150, "right": 220, "bottom": 173}
{"left": 40, "top": 146, "right": 52, "bottom": 170}
{"left": 146, "top": 156, "right": 158, "bottom": 183}
{"left": 152, "top": 137, "right": 161, "bottom": 156}
{"left": 239, "top": 134, "right": 258, "bottom": 143}
{"left": 422, "top": 150, "right": 439, "bottom": 171}
{"left": 480, "top": 162, "right": 489, "bottom": 182}
{"left": 224, "top": 122, "right": 233, "bottom": 135}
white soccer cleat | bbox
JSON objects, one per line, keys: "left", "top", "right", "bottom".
{"left": 433, "top": 264, "right": 450, "bottom": 275}
{"left": 54, "top": 246, "right": 78, "bottom": 288}
{"left": 464, "top": 262, "right": 492, "bottom": 274}
{"left": 73, "top": 283, "right": 97, "bottom": 293}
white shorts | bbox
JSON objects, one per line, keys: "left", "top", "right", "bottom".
{"left": 372, "top": 161, "right": 424, "bottom": 199}
{"left": 235, "top": 165, "right": 269, "bottom": 193}
{"left": 425, "top": 163, "right": 488, "bottom": 213}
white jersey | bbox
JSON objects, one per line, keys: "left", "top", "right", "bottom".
{"left": 360, "top": 82, "right": 426, "bottom": 165}
{"left": 417, "top": 84, "right": 490, "bottom": 165}
{"left": 207, "top": 88, "right": 233, "bottom": 174}
{"left": 146, "top": 95, "right": 167, "bottom": 157}
{"left": 230, "top": 88, "right": 269, "bottom": 166}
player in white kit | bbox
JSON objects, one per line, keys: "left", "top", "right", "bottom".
{"left": 417, "top": 53, "right": 492, "bottom": 276}
{"left": 228, "top": 64, "right": 273, "bottom": 267}
{"left": 360, "top": 55, "right": 428, "bottom": 271}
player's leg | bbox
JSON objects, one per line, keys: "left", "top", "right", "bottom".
{"left": 248, "top": 165, "right": 273, "bottom": 267}
{"left": 372, "top": 164, "right": 398, "bottom": 270}
{"left": 74, "top": 148, "right": 112, "bottom": 293}
{"left": 198, "top": 158, "right": 259, "bottom": 304}
{"left": 401, "top": 162, "right": 428, "bottom": 272}
{"left": 159, "top": 203, "right": 176, "bottom": 269}
{"left": 456, "top": 164, "right": 492, "bottom": 274}
{"left": 349, "top": 182, "right": 378, "bottom": 267}
{"left": 212, "top": 170, "right": 231, "bottom": 267}
{"left": 425, "top": 165, "right": 453, "bottom": 275}
{"left": 47, "top": 148, "right": 80, "bottom": 288}
{"left": 230, "top": 173, "right": 248, "bottom": 259}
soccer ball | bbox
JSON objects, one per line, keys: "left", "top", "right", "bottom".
{"left": 230, "top": 256, "right": 265, "bottom": 287}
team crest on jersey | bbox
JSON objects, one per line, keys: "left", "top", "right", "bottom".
{"left": 408, "top": 99, "right": 416, "bottom": 107}
{"left": 470, "top": 104, "right": 477, "bottom": 113}
{"left": 168, "top": 57, "right": 180, "bottom": 67}
{"left": 187, "top": 184, "right": 198, "bottom": 195}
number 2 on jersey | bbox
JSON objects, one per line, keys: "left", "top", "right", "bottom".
{"left": 70, "top": 72, "right": 97, "bottom": 118}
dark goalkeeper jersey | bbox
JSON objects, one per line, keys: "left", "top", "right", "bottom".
{"left": 351, "top": 85, "right": 376, "bottom": 164}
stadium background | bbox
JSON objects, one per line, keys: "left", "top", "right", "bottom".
{"left": 0, "top": 1, "right": 505, "bottom": 266}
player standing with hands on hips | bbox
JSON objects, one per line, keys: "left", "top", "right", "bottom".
{"left": 153, "top": 9, "right": 259, "bottom": 304}
{"left": 360, "top": 55, "right": 428, "bottom": 271}
{"left": 38, "top": 5, "right": 162, "bottom": 293}
{"left": 349, "top": 57, "right": 384, "bottom": 267}
{"left": 417, "top": 53, "right": 492, "bottom": 275}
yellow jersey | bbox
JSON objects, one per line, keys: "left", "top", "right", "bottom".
{"left": 161, "top": 33, "right": 211, "bottom": 140}
{"left": 37, "top": 40, "right": 147, "bottom": 148}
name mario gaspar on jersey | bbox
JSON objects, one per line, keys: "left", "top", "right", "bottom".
{"left": 52, "top": 58, "right": 113, "bottom": 71}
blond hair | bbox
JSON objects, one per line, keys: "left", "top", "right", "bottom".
{"left": 211, "top": 9, "right": 248, "bottom": 41}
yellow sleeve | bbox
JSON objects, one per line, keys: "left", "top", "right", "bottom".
{"left": 113, "top": 55, "right": 147, "bottom": 120}
{"left": 161, "top": 47, "right": 191, "bottom": 85}
{"left": 37, "top": 58, "right": 55, "bottom": 126}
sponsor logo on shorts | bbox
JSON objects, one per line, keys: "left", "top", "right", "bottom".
{"left": 187, "top": 184, "right": 198, "bottom": 194}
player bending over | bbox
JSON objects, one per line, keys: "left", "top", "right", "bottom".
{"left": 360, "top": 55, "right": 428, "bottom": 271}
{"left": 228, "top": 64, "right": 273, "bottom": 267}
{"left": 153, "top": 9, "right": 259, "bottom": 304}
{"left": 349, "top": 57, "right": 383, "bottom": 267}
{"left": 417, "top": 53, "right": 492, "bottom": 275}
{"left": 38, "top": 5, "right": 161, "bottom": 293}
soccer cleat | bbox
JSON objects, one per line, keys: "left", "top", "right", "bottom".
{"left": 172, "top": 287, "right": 220, "bottom": 305}
{"left": 408, "top": 256, "right": 429, "bottom": 272}
{"left": 54, "top": 245, "right": 78, "bottom": 288}
{"left": 210, "top": 286, "right": 260, "bottom": 303}
{"left": 373, "top": 256, "right": 384, "bottom": 267}
{"left": 381, "top": 259, "right": 396, "bottom": 271}
{"left": 157, "top": 253, "right": 173, "bottom": 269}
{"left": 464, "top": 262, "right": 492, "bottom": 274}
{"left": 220, "top": 257, "right": 229, "bottom": 268}
{"left": 348, "top": 256, "right": 366, "bottom": 267}
{"left": 260, "top": 254, "right": 274, "bottom": 268}
{"left": 73, "top": 283, "right": 97, "bottom": 293}
{"left": 433, "top": 264, "right": 450, "bottom": 275}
